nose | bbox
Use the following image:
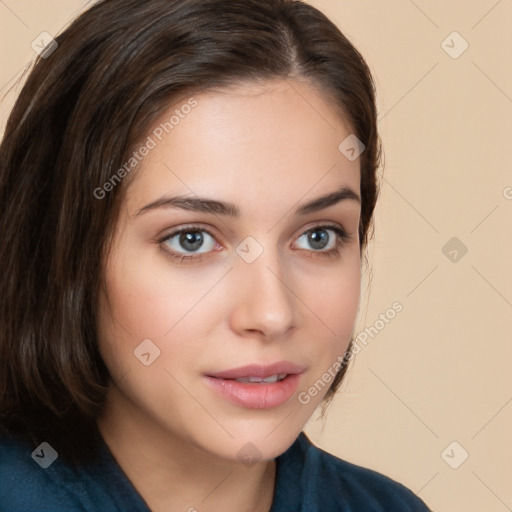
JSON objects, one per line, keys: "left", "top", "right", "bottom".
{"left": 228, "top": 247, "right": 296, "bottom": 340}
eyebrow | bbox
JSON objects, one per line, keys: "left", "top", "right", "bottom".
{"left": 135, "top": 185, "right": 360, "bottom": 218}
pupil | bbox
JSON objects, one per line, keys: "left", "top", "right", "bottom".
{"left": 308, "top": 229, "right": 329, "bottom": 250}
{"left": 180, "top": 231, "right": 203, "bottom": 251}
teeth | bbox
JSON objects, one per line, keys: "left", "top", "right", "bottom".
{"left": 235, "top": 373, "right": 287, "bottom": 383}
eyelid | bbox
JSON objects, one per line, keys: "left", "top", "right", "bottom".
{"left": 158, "top": 222, "right": 351, "bottom": 245}
{"left": 157, "top": 223, "right": 222, "bottom": 244}
{"left": 157, "top": 221, "right": 354, "bottom": 263}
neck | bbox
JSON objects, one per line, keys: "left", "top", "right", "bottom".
{"left": 96, "top": 386, "right": 277, "bottom": 512}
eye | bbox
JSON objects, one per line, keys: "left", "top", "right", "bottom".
{"left": 159, "top": 225, "right": 220, "bottom": 262}
{"left": 295, "top": 225, "right": 349, "bottom": 252}
{"left": 158, "top": 223, "right": 352, "bottom": 264}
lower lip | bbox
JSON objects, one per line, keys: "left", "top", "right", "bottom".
{"left": 203, "top": 374, "right": 301, "bottom": 409}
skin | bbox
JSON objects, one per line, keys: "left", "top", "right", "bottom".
{"left": 96, "top": 78, "right": 362, "bottom": 512}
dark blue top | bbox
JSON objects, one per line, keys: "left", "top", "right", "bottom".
{"left": 0, "top": 431, "right": 430, "bottom": 511}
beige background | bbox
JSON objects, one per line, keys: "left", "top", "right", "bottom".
{"left": 1, "top": 1, "right": 511, "bottom": 511}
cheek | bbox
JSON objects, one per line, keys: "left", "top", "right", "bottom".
{"left": 96, "top": 249, "right": 228, "bottom": 379}
{"left": 96, "top": 249, "right": 172, "bottom": 376}
{"left": 99, "top": 247, "right": 213, "bottom": 339}
{"left": 97, "top": 236, "right": 360, "bottom": 379}
{"left": 296, "top": 253, "right": 361, "bottom": 388}
{"left": 302, "top": 253, "right": 361, "bottom": 338}
{"left": 291, "top": 253, "right": 360, "bottom": 407}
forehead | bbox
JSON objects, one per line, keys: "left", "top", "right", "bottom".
{"left": 125, "top": 79, "right": 360, "bottom": 215}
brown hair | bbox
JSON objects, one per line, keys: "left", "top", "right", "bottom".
{"left": 0, "top": 0, "right": 381, "bottom": 464}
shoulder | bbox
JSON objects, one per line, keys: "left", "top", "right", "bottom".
{"left": 0, "top": 432, "right": 86, "bottom": 512}
{"left": 0, "top": 431, "right": 149, "bottom": 512}
{"left": 274, "top": 433, "right": 431, "bottom": 511}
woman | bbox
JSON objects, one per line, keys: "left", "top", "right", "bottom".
{"left": 0, "top": 0, "right": 431, "bottom": 510}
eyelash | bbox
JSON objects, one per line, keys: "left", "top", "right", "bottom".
{"left": 157, "top": 223, "right": 353, "bottom": 264}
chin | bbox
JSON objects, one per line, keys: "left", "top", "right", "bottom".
{"left": 186, "top": 407, "right": 315, "bottom": 464}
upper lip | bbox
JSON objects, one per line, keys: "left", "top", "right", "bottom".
{"left": 206, "top": 362, "right": 306, "bottom": 379}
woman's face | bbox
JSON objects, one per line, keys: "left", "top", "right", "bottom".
{"left": 97, "top": 79, "right": 362, "bottom": 462}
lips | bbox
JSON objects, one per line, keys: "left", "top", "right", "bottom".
{"left": 206, "top": 362, "right": 306, "bottom": 380}
{"left": 204, "top": 361, "right": 306, "bottom": 409}
{"left": 234, "top": 373, "right": 287, "bottom": 383}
